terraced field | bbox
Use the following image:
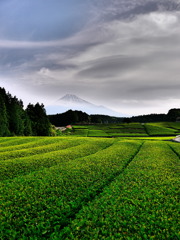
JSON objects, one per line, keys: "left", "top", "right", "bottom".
{"left": 72, "top": 122, "right": 180, "bottom": 137}
{"left": 0, "top": 135, "right": 179, "bottom": 239}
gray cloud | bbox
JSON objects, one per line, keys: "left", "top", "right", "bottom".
{"left": 89, "top": 0, "right": 180, "bottom": 23}
{"left": 77, "top": 55, "right": 143, "bottom": 79}
{"left": 0, "top": 0, "right": 180, "bottom": 115}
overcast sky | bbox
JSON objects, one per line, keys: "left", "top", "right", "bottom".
{"left": 0, "top": 0, "right": 180, "bottom": 116}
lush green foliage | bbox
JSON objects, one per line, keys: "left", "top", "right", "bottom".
{"left": 26, "top": 103, "right": 51, "bottom": 136}
{"left": 145, "top": 124, "right": 177, "bottom": 136}
{"left": 72, "top": 129, "right": 89, "bottom": 137}
{"left": 166, "top": 122, "right": 180, "bottom": 131}
{"left": 49, "top": 108, "right": 180, "bottom": 125}
{"left": 0, "top": 137, "right": 141, "bottom": 239}
{"left": 72, "top": 122, "right": 180, "bottom": 137}
{"left": 167, "top": 108, "right": 180, "bottom": 121}
{"left": 49, "top": 110, "right": 90, "bottom": 126}
{"left": 0, "top": 138, "right": 113, "bottom": 180}
{"left": 147, "top": 122, "right": 180, "bottom": 131}
{"left": 59, "top": 141, "right": 180, "bottom": 240}
{"left": 169, "top": 142, "right": 180, "bottom": 158}
{"left": 49, "top": 111, "right": 123, "bottom": 126}
{"left": 129, "top": 108, "right": 180, "bottom": 122}
{"left": 0, "top": 87, "right": 51, "bottom": 136}
{"left": 88, "top": 130, "right": 109, "bottom": 137}
{"left": 0, "top": 137, "right": 179, "bottom": 239}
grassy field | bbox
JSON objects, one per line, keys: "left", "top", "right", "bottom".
{"left": 72, "top": 122, "right": 180, "bottom": 137}
{"left": 0, "top": 124, "right": 180, "bottom": 239}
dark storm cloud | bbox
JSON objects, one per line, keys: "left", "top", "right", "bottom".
{"left": 77, "top": 55, "right": 145, "bottom": 79}
{"left": 0, "top": 48, "right": 75, "bottom": 71}
{"left": 0, "top": 48, "right": 36, "bottom": 70}
{"left": 84, "top": 77, "right": 180, "bottom": 108}
{"left": 90, "top": 0, "right": 180, "bottom": 22}
{"left": 0, "top": 0, "right": 180, "bottom": 114}
{"left": 0, "top": 41, "right": 100, "bottom": 76}
{"left": 1, "top": 0, "right": 179, "bottom": 43}
{"left": 76, "top": 46, "right": 180, "bottom": 82}
{"left": 118, "top": 1, "right": 180, "bottom": 20}
{"left": 113, "top": 81, "right": 180, "bottom": 100}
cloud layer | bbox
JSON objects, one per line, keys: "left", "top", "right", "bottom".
{"left": 0, "top": 0, "right": 180, "bottom": 115}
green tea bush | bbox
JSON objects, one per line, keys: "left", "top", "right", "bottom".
{"left": 0, "top": 137, "right": 38, "bottom": 147}
{"left": 0, "top": 139, "right": 86, "bottom": 161}
{"left": 0, "top": 137, "right": 179, "bottom": 239}
{"left": 73, "top": 129, "right": 89, "bottom": 137}
{"left": 0, "top": 139, "right": 142, "bottom": 239}
{"left": 88, "top": 130, "right": 109, "bottom": 137}
{"left": 145, "top": 124, "right": 177, "bottom": 136}
{"left": 0, "top": 137, "right": 67, "bottom": 153}
{"left": 60, "top": 141, "right": 179, "bottom": 239}
{"left": 0, "top": 138, "right": 113, "bottom": 180}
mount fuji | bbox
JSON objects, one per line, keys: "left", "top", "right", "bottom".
{"left": 46, "top": 94, "right": 124, "bottom": 117}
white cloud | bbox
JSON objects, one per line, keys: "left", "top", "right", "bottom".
{"left": 148, "top": 12, "right": 178, "bottom": 29}
{"left": 1, "top": 0, "right": 180, "bottom": 115}
{"left": 38, "top": 67, "right": 51, "bottom": 76}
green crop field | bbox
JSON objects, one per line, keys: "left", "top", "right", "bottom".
{"left": 72, "top": 122, "right": 180, "bottom": 137}
{"left": 0, "top": 128, "right": 180, "bottom": 239}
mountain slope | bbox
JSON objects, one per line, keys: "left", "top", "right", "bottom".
{"left": 58, "top": 94, "right": 92, "bottom": 106}
{"left": 46, "top": 94, "right": 124, "bottom": 117}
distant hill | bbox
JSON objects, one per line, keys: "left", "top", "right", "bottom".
{"left": 48, "top": 109, "right": 123, "bottom": 126}
{"left": 46, "top": 94, "right": 124, "bottom": 117}
{"left": 125, "top": 108, "right": 180, "bottom": 123}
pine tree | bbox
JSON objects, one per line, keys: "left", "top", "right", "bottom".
{"left": 23, "top": 111, "right": 32, "bottom": 136}
{"left": 0, "top": 86, "right": 51, "bottom": 136}
{"left": 26, "top": 103, "right": 51, "bottom": 136}
{"left": 8, "top": 97, "right": 25, "bottom": 135}
{"left": 0, "top": 94, "right": 9, "bottom": 136}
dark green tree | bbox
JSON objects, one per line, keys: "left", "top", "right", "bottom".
{"left": 23, "top": 112, "right": 32, "bottom": 136}
{"left": 26, "top": 103, "right": 51, "bottom": 136}
{"left": 0, "top": 94, "right": 10, "bottom": 136}
{"left": 8, "top": 97, "right": 25, "bottom": 135}
{"left": 0, "top": 86, "right": 51, "bottom": 136}
{"left": 167, "top": 109, "right": 180, "bottom": 121}
{"left": 49, "top": 110, "right": 90, "bottom": 126}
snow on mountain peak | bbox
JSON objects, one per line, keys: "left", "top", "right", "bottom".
{"left": 58, "top": 94, "right": 91, "bottom": 105}
{"left": 46, "top": 94, "right": 125, "bottom": 117}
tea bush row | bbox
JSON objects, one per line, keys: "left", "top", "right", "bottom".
{"left": 0, "top": 137, "right": 67, "bottom": 153}
{"left": 0, "top": 138, "right": 113, "bottom": 181}
{"left": 73, "top": 129, "right": 89, "bottom": 137}
{"left": 0, "top": 138, "right": 86, "bottom": 161}
{"left": 0, "top": 137, "right": 39, "bottom": 147}
{"left": 88, "top": 130, "right": 109, "bottom": 137}
{"left": 145, "top": 124, "right": 177, "bottom": 136}
{"left": 59, "top": 141, "right": 180, "bottom": 240}
{"left": 0, "top": 140, "right": 142, "bottom": 239}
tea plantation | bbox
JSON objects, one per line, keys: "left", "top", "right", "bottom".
{"left": 0, "top": 123, "right": 180, "bottom": 239}
{"left": 72, "top": 122, "right": 180, "bottom": 137}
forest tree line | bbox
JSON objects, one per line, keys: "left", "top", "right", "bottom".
{"left": 48, "top": 110, "right": 124, "bottom": 126}
{"left": 125, "top": 109, "right": 180, "bottom": 123}
{"left": 0, "top": 87, "right": 51, "bottom": 136}
{"left": 49, "top": 109, "right": 180, "bottom": 127}
{"left": 1, "top": 86, "right": 179, "bottom": 137}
